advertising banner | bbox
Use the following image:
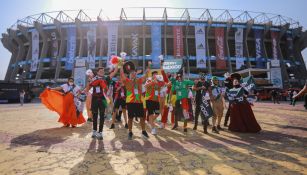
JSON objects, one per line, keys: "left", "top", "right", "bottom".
{"left": 162, "top": 59, "right": 182, "bottom": 73}
{"left": 87, "top": 26, "right": 96, "bottom": 69}
{"left": 195, "top": 26, "right": 206, "bottom": 68}
{"left": 65, "top": 27, "right": 76, "bottom": 70}
{"left": 173, "top": 26, "right": 184, "bottom": 58}
{"left": 50, "top": 31, "right": 58, "bottom": 68}
{"left": 151, "top": 25, "right": 162, "bottom": 68}
{"left": 107, "top": 24, "right": 118, "bottom": 65}
{"left": 215, "top": 28, "right": 226, "bottom": 69}
{"left": 131, "top": 32, "right": 139, "bottom": 59}
{"left": 74, "top": 67, "right": 86, "bottom": 89}
{"left": 271, "top": 31, "right": 279, "bottom": 60}
{"left": 255, "top": 29, "right": 265, "bottom": 68}
{"left": 30, "top": 29, "right": 39, "bottom": 72}
{"left": 235, "top": 28, "right": 244, "bottom": 69}
{"left": 270, "top": 67, "right": 283, "bottom": 88}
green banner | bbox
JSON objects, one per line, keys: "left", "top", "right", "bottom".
{"left": 162, "top": 59, "right": 182, "bottom": 73}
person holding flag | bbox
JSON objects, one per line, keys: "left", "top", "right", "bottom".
{"left": 227, "top": 73, "right": 261, "bottom": 133}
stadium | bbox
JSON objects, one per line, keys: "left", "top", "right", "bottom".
{"left": 1, "top": 7, "right": 307, "bottom": 89}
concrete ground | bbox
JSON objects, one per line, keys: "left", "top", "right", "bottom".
{"left": 0, "top": 101, "right": 306, "bottom": 175}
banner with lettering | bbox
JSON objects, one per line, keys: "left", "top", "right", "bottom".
{"left": 271, "top": 31, "right": 279, "bottom": 60}
{"left": 50, "top": 31, "right": 58, "bottom": 68}
{"left": 162, "top": 59, "right": 182, "bottom": 73}
{"left": 254, "top": 29, "right": 265, "bottom": 68}
{"left": 131, "top": 32, "right": 139, "bottom": 59}
{"left": 235, "top": 28, "right": 244, "bottom": 69}
{"left": 215, "top": 28, "right": 226, "bottom": 69}
{"left": 107, "top": 24, "right": 118, "bottom": 65}
{"left": 151, "top": 25, "right": 162, "bottom": 68}
{"left": 173, "top": 26, "right": 184, "bottom": 58}
{"left": 65, "top": 27, "right": 76, "bottom": 70}
{"left": 30, "top": 29, "right": 39, "bottom": 72}
{"left": 87, "top": 26, "right": 96, "bottom": 69}
{"left": 195, "top": 26, "right": 206, "bottom": 68}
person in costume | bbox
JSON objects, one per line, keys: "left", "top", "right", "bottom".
{"left": 144, "top": 71, "right": 167, "bottom": 135}
{"left": 120, "top": 62, "right": 150, "bottom": 140}
{"left": 170, "top": 73, "right": 195, "bottom": 132}
{"left": 110, "top": 78, "right": 128, "bottom": 129}
{"left": 210, "top": 76, "right": 226, "bottom": 134}
{"left": 85, "top": 66, "right": 118, "bottom": 140}
{"left": 40, "top": 77, "right": 86, "bottom": 127}
{"left": 227, "top": 73, "right": 261, "bottom": 133}
{"left": 160, "top": 72, "right": 176, "bottom": 128}
{"left": 192, "top": 73, "right": 211, "bottom": 131}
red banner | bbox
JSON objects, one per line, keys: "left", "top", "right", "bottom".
{"left": 215, "top": 28, "right": 226, "bottom": 69}
{"left": 173, "top": 26, "right": 184, "bottom": 58}
{"left": 271, "top": 31, "right": 279, "bottom": 60}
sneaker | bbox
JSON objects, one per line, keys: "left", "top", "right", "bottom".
{"left": 212, "top": 126, "right": 219, "bottom": 134}
{"left": 217, "top": 125, "right": 224, "bottom": 131}
{"left": 91, "top": 130, "right": 97, "bottom": 138}
{"left": 128, "top": 132, "right": 133, "bottom": 140}
{"left": 184, "top": 128, "right": 188, "bottom": 133}
{"left": 87, "top": 118, "right": 93, "bottom": 122}
{"left": 125, "top": 123, "right": 128, "bottom": 129}
{"left": 96, "top": 132, "right": 103, "bottom": 140}
{"left": 151, "top": 128, "right": 157, "bottom": 135}
{"left": 110, "top": 123, "right": 115, "bottom": 129}
{"left": 142, "top": 131, "right": 149, "bottom": 139}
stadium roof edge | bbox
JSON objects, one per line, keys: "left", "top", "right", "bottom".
{"left": 4, "top": 8, "right": 304, "bottom": 31}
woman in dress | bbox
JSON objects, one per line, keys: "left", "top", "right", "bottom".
{"left": 227, "top": 73, "right": 261, "bottom": 133}
{"left": 40, "top": 77, "right": 86, "bottom": 127}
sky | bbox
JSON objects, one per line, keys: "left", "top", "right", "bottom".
{"left": 0, "top": 0, "right": 307, "bottom": 80}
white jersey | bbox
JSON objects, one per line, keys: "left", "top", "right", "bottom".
{"left": 61, "top": 84, "right": 80, "bottom": 96}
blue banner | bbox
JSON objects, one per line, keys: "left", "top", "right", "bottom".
{"left": 65, "top": 27, "right": 76, "bottom": 70}
{"left": 151, "top": 25, "right": 162, "bottom": 68}
{"left": 254, "top": 29, "right": 265, "bottom": 68}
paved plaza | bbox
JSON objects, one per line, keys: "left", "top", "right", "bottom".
{"left": 0, "top": 102, "right": 306, "bottom": 175}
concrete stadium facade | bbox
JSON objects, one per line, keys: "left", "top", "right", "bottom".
{"left": 1, "top": 8, "right": 307, "bottom": 88}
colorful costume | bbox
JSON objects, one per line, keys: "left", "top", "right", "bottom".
{"left": 227, "top": 86, "right": 261, "bottom": 133}
{"left": 40, "top": 84, "right": 86, "bottom": 126}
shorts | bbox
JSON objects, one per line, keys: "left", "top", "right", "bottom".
{"left": 114, "top": 98, "right": 126, "bottom": 109}
{"left": 146, "top": 100, "right": 160, "bottom": 115}
{"left": 126, "top": 103, "right": 144, "bottom": 119}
